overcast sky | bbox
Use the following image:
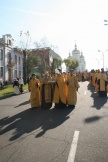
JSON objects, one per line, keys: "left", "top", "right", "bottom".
{"left": 0, "top": 0, "right": 108, "bottom": 71}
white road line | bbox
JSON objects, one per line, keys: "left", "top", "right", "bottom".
{"left": 67, "top": 131, "right": 80, "bottom": 162}
{"left": 84, "top": 90, "right": 87, "bottom": 95}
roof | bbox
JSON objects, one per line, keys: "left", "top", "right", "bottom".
{"left": 80, "top": 54, "right": 84, "bottom": 58}
{"left": 72, "top": 44, "right": 80, "bottom": 55}
{"left": 72, "top": 49, "right": 80, "bottom": 54}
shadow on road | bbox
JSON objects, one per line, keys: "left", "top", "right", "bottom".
{"left": 0, "top": 107, "right": 73, "bottom": 141}
{"left": 87, "top": 83, "right": 94, "bottom": 93}
{"left": 87, "top": 83, "right": 108, "bottom": 110}
{"left": 14, "top": 100, "right": 30, "bottom": 108}
{"left": 35, "top": 108, "right": 74, "bottom": 138}
{"left": 84, "top": 115, "right": 102, "bottom": 123}
{"left": 91, "top": 92, "right": 108, "bottom": 110}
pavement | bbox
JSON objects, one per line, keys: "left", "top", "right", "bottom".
{"left": 0, "top": 81, "right": 108, "bottom": 162}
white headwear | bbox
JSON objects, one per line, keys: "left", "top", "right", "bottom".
{"left": 55, "top": 69, "right": 61, "bottom": 75}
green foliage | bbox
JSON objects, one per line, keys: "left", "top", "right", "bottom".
{"left": 64, "top": 58, "right": 79, "bottom": 70}
{"left": 51, "top": 58, "right": 62, "bottom": 72}
{"left": 0, "top": 84, "right": 28, "bottom": 97}
{"left": 26, "top": 53, "right": 41, "bottom": 76}
{"left": 0, "top": 85, "right": 13, "bottom": 97}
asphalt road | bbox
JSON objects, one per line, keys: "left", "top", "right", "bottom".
{"left": 0, "top": 81, "right": 108, "bottom": 162}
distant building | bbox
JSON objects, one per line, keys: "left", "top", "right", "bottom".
{"left": 28, "top": 47, "right": 61, "bottom": 70}
{"left": 68, "top": 43, "right": 86, "bottom": 72}
{"left": 0, "top": 34, "right": 23, "bottom": 83}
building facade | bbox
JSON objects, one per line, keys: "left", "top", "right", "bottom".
{"left": 0, "top": 34, "right": 61, "bottom": 82}
{"left": 68, "top": 44, "right": 86, "bottom": 72}
{"left": 28, "top": 47, "right": 61, "bottom": 71}
{"left": 0, "top": 34, "right": 24, "bottom": 83}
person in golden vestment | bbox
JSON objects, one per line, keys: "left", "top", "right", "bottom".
{"left": 67, "top": 69, "right": 80, "bottom": 109}
{"left": 90, "top": 69, "right": 95, "bottom": 86}
{"left": 51, "top": 72, "right": 57, "bottom": 95}
{"left": 28, "top": 74, "right": 41, "bottom": 109}
{"left": 95, "top": 69, "right": 100, "bottom": 92}
{"left": 83, "top": 70, "right": 89, "bottom": 81}
{"left": 53, "top": 69, "right": 67, "bottom": 109}
{"left": 77, "top": 71, "right": 82, "bottom": 82}
{"left": 40, "top": 71, "right": 53, "bottom": 109}
{"left": 93, "top": 70, "right": 98, "bottom": 88}
{"left": 97, "top": 68, "right": 108, "bottom": 97}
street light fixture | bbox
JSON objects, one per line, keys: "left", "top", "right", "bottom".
{"left": 98, "top": 50, "right": 108, "bottom": 69}
{"left": 104, "top": 20, "right": 108, "bottom": 22}
{"left": 104, "top": 20, "right": 108, "bottom": 25}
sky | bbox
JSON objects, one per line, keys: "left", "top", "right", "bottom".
{"left": 0, "top": 0, "right": 108, "bottom": 71}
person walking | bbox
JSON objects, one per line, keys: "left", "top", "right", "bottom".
{"left": 67, "top": 69, "right": 80, "bottom": 109}
{"left": 13, "top": 78, "right": 20, "bottom": 94}
{"left": 28, "top": 74, "right": 41, "bottom": 109}
{"left": 19, "top": 76, "right": 24, "bottom": 93}
{"left": 97, "top": 68, "right": 108, "bottom": 97}
{"left": 40, "top": 71, "right": 53, "bottom": 109}
{"left": 77, "top": 71, "right": 83, "bottom": 82}
{"left": 53, "top": 69, "right": 67, "bottom": 109}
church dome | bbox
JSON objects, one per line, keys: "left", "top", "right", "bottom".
{"left": 72, "top": 44, "right": 80, "bottom": 55}
{"left": 68, "top": 52, "right": 72, "bottom": 59}
{"left": 80, "top": 54, "right": 84, "bottom": 58}
{"left": 80, "top": 51, "right": 84, "bottom": 58}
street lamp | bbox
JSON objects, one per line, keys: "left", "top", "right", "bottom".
{"left": 98, "top": 50, "right": 108, "bottom": 69}
{"left": 104, "top": 20, "right": 108, "bottom": 25}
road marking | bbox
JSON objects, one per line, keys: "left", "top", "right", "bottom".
{"left": 67, "top": 131, "right": 80, "bottom": 162}
{"left": 84, "top": 91, "right": 87, "bottom": 95}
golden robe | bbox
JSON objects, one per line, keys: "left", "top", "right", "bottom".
{"left": 90, "top": 72, "right": 95, "bottom": 86}
{"left": 97, "top": 72, "right": 108, "bottom": 96}
{"left": 93, "top": 72, "right": 98, "bottom": 87}
{"left": 67, "top": 75, "right": 80, "bottom": 105}
{"left": 77, "top": 72, "right": 82, "bottom": 81}
{"left": 28, "top": 78, "right": 41, "bottom": 108}
{"left": 53, "top": 75, "right": 67, "bottom": 105}
{"left": 83, "top": 71, "right": 89, "bottom": 81}
{"left": 51, "top": 74, "right": 57, "bottom": 95}
{"left": 40, "top": 76, "right": 53, "bottom": 109}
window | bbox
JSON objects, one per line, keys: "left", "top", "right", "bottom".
{"left": 19, "top": 57, "right": 21, "bottom": 65}
{"left": 15, "top": 55, "right": 17, "bottom": 64}
{"left": 22, "top": 58, "right": 24, "bottom": 65}
{"left": 0, "top": 67, "right": 3, "bottom": 77}
{"left": 0, "top": 49, "right": 3, "bottom": 60}
{"left": 19, "top": 71, "right": 21, "bottom": 77}
{"left": 8, "top": 52, "right": 11, "bottom": 62}
{"left": 15, "top": 70, "right": 17, "bottom": 78}
{"left": 9, "top": 40, "right": 11, "bottom": 45}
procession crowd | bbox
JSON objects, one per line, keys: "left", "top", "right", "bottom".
{"left": 26, "top": 68, "right": 108, "bottom": 110}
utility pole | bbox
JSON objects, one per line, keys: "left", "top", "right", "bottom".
{"left": 98, "top": 50, "right": 108, "bottom": 69}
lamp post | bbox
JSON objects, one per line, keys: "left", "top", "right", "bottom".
{"left": 98, "top": 50, "right": 108, "bottom": 69}
{"left": 96, "top": 59, "right": 99, "bottom": 69}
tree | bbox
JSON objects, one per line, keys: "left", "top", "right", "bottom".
{"left": 7, "top": 60, "right": 15, "bottom": 83}
{"left": 51, "top": 58, "right": 62, "bottom": 72}
{"left": 34, "top": 37, "right": 58, "bottom": 51}
{"left": 64, "top": 58, "right": 79, "bottom": 71}
{"left": 26, "top": 52, "right": 41, "bottom": 77}
{"left": 20, "top": 31, "right": 31, "bottom": 84}
{"left": 34, "top": 37, "right": 60, "bottom": 74}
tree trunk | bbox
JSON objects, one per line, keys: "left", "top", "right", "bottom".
{"left": 23, "top": 50, "right": 27, "bottom": 84}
